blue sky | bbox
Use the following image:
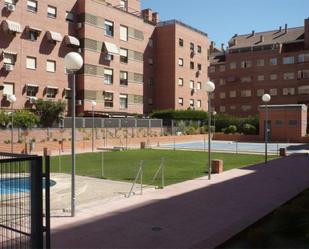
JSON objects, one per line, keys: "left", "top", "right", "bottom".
{"left": 141, "top": 0, "right": 309, "bottom": 47}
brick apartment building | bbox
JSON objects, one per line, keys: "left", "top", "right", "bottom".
{"left": 0, "top": 0, "right": 210, "bottom": 117}
{"left": 209, "top": 18, "right": 309, "bottom": 117}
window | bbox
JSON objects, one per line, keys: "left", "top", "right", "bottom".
{"left": 241, "top": 90, "right": 252, "bottom": 97}
{"left": 3, "top": 53, "right": 16, "bottom": 65}
{"left": 241, "top": 105, "right": 252, "bottom": 111}
{"left": 275, "top": 120, "right": 283, "bottom": 126}
{"left": 209, "top": 66, "right": 215, "bottom": 73}
{"left": 120, "top": 94, "right": 128, "bottom": 109}
{"left": 197, "top": 64, "right": 202, "bottom": 71}
{"left": 219, "top": 65, "right": 226, "bottom": 72}
{"left": 148, "top": 58, "right": 154, "bottom": 65}
{"left": 148, "top": 98, "right": 153, "bottom": 105}
{"left": 178, "top": 78, "right": 184, "bottom": 86}
{"left": 298, "top": 70, "right": 309, "bottom": 79}
{"left": 148, "top": 39, "right": 154, "bottom": 48}
{"left": 28, "top": 30, "right": 39, "bottom": 41}
{"left": 26, "top": 85, "right": 38, "bottom": 97}
{"left": 230, "top": 105, "right": 236, "bottom": 111}
{"left": 241, "top": 60, "right": 252, "bottom": 68}
{"left": 197, "top": 100, "right": 201, "bottom": 108}
{"left": 190, "top": 80, "right": 194, "bottom": 89}
{"left": 257, "top": 89, "right": 265, "bottom": 97}
{"left": 189, "top": 99, "right": 194, "bottom": 108}
{"left": 283, "top": 72, "right": 295, "bottom": 80}
{"left": 197, "top": 82, "right": 201, "bottom": 90}
{"left": 257, "top": 59, "right": 264, "bottom": 67}
{"left": 148, "top": 77, "right": 154, "bottom": 86}
{"left": 46, "top": 87, "right": 58, "bottom": 98}
{"left": 298, "top": 53, "right": 309, "bottom": 63}
{"left": 120, "top": 25, "right": 128, "bottom": 41}
{"left": 283, "top": 88, "right": 295, "bottom": 96}
{"left": 283, "top": 56, "right": 294, "bottom": 65}
{"left": 104, "top": 20, "right": 114, "bottom": 37}
{"left": 229, "top": 91, "right": 236, "bottom": 98}
{"left": 27, "top": 0, "right": 37, "bottom": 12}
{"left": 120, "top": 0, "right": 127, "bottom": 10}
{"left": 120, "top": 71, "right": 128, "bottom": 86}
{"left": 26, "top": 56, "right": 36, "bottom": 70}
{"left": 178, "top": 58, "right": 184, "bottom": 67}
{"left": 220, "top": 92, "right": 226, "bottom": 99}
{"left": 178, "top": 98, "right": 183, "bottom": 106}
{"left": 190, "top": 42, "right": 194, "bottom": 51}
{"left": 288, "top": 120, "right": 298, "bottom": 126}
{"left": 230, "top": 62, "right": 236, "bottom": 69}
{"left": 219, "top": 78, "right": 226, "bottom": 85}
{"left": 197, "top": 46, "right": 202, "bottom": 53}
{"left": 258, "top": 75, "right": 265, "bottom": 81}
{"left": 241, "top": 76, "right": 252, "bottom": 83}
{"left": 220, "top": 106, "right": 226, "bottom": 112}
{"left": 64, "top": 88, "right": 71, "bottom": 99}
{"left": 104, "top": 68, "right": 113, "bottom": 84}
{"left": 270, "top": 74, "right": 277, "bottom": 80}
{"left": 3, "top": 82, "right": 14, "bottom": 96}
{"left": 270, "top": 58, "right": 277, "bottom": 65}
{"left": 47, "top": 6, "right": 57, "bottom": 18}
{"left": 179, "top": 38, "right": 184, "bottom": 47}
{"left": 104, "top": 92, "right": 113, "bottom": 108}
{"left": 46, "top": 60, "right": 56, "bottom": 73}
{"left": 298, "top": 86, "right": 309, "bottom": 95}
{"left": 190, "top": 62, "right": 194, "bottom": 70}
{"left": 270, "top": 89, "right": 277, "bottom": 96}
{"left": 65, "top": 11, "right": 74, "bottom": 22}
{"left": 120, "top": 48, "right": 128, "bottom": 63}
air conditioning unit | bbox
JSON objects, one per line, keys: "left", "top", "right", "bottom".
{"left": 6, "top": 3, "right": 16, "bottom": 12}
{"left": 4, "top": 64, "right": 14, "bottom": 71}
{"left": 76, "top": 23, "right": 83, "bottom": 29}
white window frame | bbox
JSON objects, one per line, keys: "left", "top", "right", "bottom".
{"left": 46, "top": 60, "right": 56, "bottom": 72}
{"left": 47, "top": 5, "right": 57, "bottom": 18}
{"left": 104, "top": 68, "right": 114, "bottom": 84}
{"left": 26, "top": 56, "right": 37, "bottom": 70}
{"left": 120, "top": 25, "right": 128, "bottom": 41}
{"left": 3, "top": 82, "right": 14, "bottom": 96}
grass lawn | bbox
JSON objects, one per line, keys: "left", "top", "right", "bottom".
{"left": 50, "top": 149, "right": 277, "bottom": 186}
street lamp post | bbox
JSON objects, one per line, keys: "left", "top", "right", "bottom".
{"left": 7, "top": 94, "right": 16, "bottom": 153}
{"left": 91, "top": 100, "right": 97, "bottom": 152}
{"left": 213, "top": 111, "right": 217, "bottom": 140}
{"left": 262, "top": 94, "right": 271, "bottom": 164}
{"left": 205, "top": 81, "right": 215, "bottom": 180}
{"left": 64, "top": 52, "right": 84, "bottom": 217}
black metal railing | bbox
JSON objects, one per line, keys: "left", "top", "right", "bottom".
{"left": 0, "top": 152, "right": 50, "bottom": 249}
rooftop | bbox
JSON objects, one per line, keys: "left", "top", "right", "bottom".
{"left": 158, "top": 19, "right": 208, "bottom": 37}
{"left": 229, "top": 26, "right": 304, "bottom": 49}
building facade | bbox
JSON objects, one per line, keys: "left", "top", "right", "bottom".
{"left": 209, "top": 19, "right": 309, "bottom": 117}
{"left": 0, "top": 0, "right": 210, "bottom": 117}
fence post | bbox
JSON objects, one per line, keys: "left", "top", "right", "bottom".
{"left": 43, "top": 149, "right": 51, "bottom": 249}
{"left": 30, "top": 157, "right": 44, "bottom": 249}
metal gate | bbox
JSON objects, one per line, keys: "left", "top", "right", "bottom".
{"left": 0, "top": 152, "right": 50, "bottom": 249}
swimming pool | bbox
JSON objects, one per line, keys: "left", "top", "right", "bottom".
{"left": 0, "top": 177, "right": 56, "bottom": 194}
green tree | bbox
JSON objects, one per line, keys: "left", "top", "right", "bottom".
{"left": 0, "top": 111, "right": 9, "bottom": 128}
{"left": 11, "top": 110, "right": 39, "bottom": 129}
{"left": 34, "top": 99, "right": 66, "bottom": 127}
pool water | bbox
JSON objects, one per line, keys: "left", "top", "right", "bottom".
{"left": 0, "top": 177, "right": 56, "bottom": 194}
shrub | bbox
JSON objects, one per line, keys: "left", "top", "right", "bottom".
{"left": 34, "top": 99, "right": 66, "bottom": 127}
{"left": 243, "top": 123, "right": 257, "bottom": 135}
{"left": 0, "top": 111, "right": 9, "bottom": 128}
{"left": 150, "top": 109, "right": 208, "bottom": 121}
{"left": 225, "top": 125, "right": 237, "bottom": 134}
{"left": 11, "top": 110, "right": 39, "bottom": 129}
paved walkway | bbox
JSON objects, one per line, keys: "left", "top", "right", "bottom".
{"left": 51, "top": 154, "right": 309, "bottom": 249}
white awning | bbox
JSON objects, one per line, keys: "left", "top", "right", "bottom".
{"left": 47, "top": 86, "right": 59, "bottom": 90}
{"left": 46, "top": 31, "right": 63, "bottom": 42}
{"left": 26, "top": 84, "right": 39, "bottom": 88}
{"left": 104, "top": 42, "right": 119, "bottom": 54}
{"left": 64, "top": 35, "right": 80, "bottom": 47}
{"left": 2, "top": 20, "right": 21, "bottom": 33}
{"left": 26, "top": 25, "right": 42, "bottom": 33}
{"left": 64, "top": 87, "right": 71, "bottom": 90}
{"left": 3, "top": 50, "right": 17, "bottom": 56}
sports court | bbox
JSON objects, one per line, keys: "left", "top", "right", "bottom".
{"left": 160, "top": 140, "right": 307, "bottom": 154}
